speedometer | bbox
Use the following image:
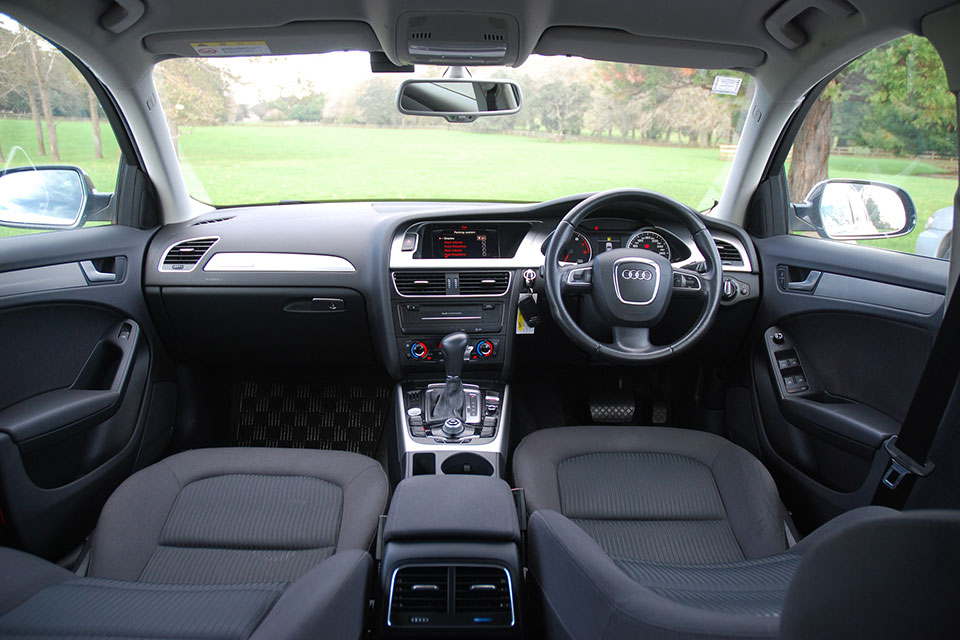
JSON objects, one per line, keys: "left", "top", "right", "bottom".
{"left": 627, "top": 230, "right": 671, "bottom": 261}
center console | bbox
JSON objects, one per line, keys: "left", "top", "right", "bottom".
{"left": 389, "top": 220, "right": 543, "bottom": 479}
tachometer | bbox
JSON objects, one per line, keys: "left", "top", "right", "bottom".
{"left": 627, "top": 229, "right": 671, "bottom": 261}
{"left": 560, "top": 232, "right": 593, "bottom": 264}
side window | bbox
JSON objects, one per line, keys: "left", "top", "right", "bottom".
{"left": 0, "top": 15, "right": 120, "bottom": 238}
{"left": 788, "top": 34, "right": 957, "bottom": 260}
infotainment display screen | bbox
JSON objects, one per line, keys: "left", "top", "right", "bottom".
{"left": 431, "top": 227, "right": 500, "bottom": 259}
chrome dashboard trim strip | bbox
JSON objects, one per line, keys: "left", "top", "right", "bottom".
{"left": 203, "top": 252, "right": 356, "bottom": 272}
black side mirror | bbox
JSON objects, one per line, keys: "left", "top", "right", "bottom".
{"left": 0, "top": 166, "right": 111, "bottom": 230}
{"left": 792, "top": 178, "right": 917, "bottom": 240}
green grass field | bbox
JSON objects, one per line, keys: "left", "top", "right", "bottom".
{"left": 1, "top": 118, "right": 955, "bottom": 256}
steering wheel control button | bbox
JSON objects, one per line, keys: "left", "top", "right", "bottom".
{"left": 613, "top": 258, "right": 660, "bottom": 305}
{"left": 442, "top": 418, "right": 465, "bottom": 437}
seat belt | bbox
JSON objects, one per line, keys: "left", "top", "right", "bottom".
{"left": 872, "top": 271, "right": 960, "bottom": 509}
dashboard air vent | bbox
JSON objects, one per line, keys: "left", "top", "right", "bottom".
{"left": 191, "top": 216, "right": 234, "bottom": 226}
{"left": 160, "top": 237, "right": 218, "bottom": 272}
{"left": 391, "top": 566, "right": 448, "bottom": 615}
{"left": 715, "top": 239, "right": 744, "bottom": 265}
{"left": 458, "top": 271, "right": 510, "bottom": 296}
{"left": 394, "top": 271, "right": 447, "bottom": 296}
{"left": 454, "top": 567, "right": 512, "bottom": 621}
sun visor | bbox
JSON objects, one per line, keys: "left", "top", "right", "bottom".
{"left": 143, "top": 21, "right": 381, "bottom": 58}
{"left": 535, "top": 27, "right": 766, "bottom": 70}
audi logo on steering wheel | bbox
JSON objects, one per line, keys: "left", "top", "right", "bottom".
{"left": 620, "top": 268, "right": 654, "bottom": 281}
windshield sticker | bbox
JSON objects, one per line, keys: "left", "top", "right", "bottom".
{"left": 190, "top": 41, "right": 272, "bottom": 56}
{"left": 711, "top": 76, "right": 742, "bottom": 96}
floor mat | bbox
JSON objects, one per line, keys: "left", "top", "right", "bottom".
{"left": 231, "top": 378, "right": 391, "bottom": 458}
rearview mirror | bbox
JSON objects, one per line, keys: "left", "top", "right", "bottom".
{"left": 0, "top": 166, "right": 98, "bottom": 230}
{"left": 793, "top": 179, "right": 917, "bottom": 240}
{"left": 397, "top": 78, "right": 522, "bottom": 123}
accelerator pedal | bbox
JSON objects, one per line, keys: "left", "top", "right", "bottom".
{"left": 589, "top": 391, "right": 636, "bottom": 424}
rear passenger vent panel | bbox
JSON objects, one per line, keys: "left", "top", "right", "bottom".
{"left": 388, "top": 564, "right": 514, "bottom": 629}
{"left": 392, "top": 270, "right": 511, "bottom": 296}
{"left": 159, "top": 237, "right": 219, "bottom": 272}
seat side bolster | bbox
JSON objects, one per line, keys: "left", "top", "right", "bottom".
{"left": 0, "top": 548, "right": 74, "bottom": 617}
{"left": 710, "top": 444, "right": 788, "bottom": 559}
{"left": 249, "top": 550, "right": 372, "bottom": 640}
{"left": 336, "top": 463, "right": 389, "bottom": 553}
{"left": 529, "top": 510, "right": 780, "bottom": 640}
{"left": 88, "top": 460, "right": 182, "bottom": 580}
{"left": 781, "top": 510, "right": 960, "bottom": 640}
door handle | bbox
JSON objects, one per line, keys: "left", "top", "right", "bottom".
{"left": 780, "top": 269, "right": 822, "bottom": 292}
{"left": 80, "top": 258, "right": 125, "bottom": 283}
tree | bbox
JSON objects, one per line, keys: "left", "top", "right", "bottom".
{"left": 356, "top": 77, "right": 403, "bottom": 126}
{"left": 88, "top": 87, "right": 102, "bottom": 159}
{"left": 24, "top": 27, "right": 59, "bottom": 161}
{"left": 788, "top": 89, "right": 832, "bottom": 200}
{"left": 154, "top": 59, "right": 234, "bottom": 156}
{"left": 529, "top": 81, "right": 591, "bottom": 136}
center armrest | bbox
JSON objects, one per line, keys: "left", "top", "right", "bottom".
{"left": 383, "top": 475, "right": 520, "bottom": 543}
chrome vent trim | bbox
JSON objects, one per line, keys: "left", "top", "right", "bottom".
{"left": 715, "top": 239, "right": 745, "bottom": 265}
{"left": 159, "top": 237, "right": 219, "bottom": 272}
{"left": 454, "top": 566, "right": 512, "bottom": 616}
{"left": 458, "top": 271, "right": 510, "bottom": 295}
{"left": 393, "top": 271, "right": 447, "bottom": 296}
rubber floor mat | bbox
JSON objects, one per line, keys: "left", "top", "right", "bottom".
{"left": 232, "top": 379, "right": 390, "bottom": 458}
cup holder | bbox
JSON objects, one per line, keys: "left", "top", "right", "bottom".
{"left": 440, "top": 452, "right": 494, "bottom": 476}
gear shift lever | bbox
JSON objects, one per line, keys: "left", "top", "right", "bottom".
{"left": 428, "top": 332, "right": 468, "bottom": 429}
{"left": 441, "top": 332, "right": 468, "bottom": 380}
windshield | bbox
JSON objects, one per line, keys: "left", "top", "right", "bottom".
{"left": 154, "top": 53, "right": 753, "bottom": 209}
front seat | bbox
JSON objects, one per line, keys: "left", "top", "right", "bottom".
{"left": 513, "top": 426, "right": 959, "bottom": 639}
{"left": 0, "top": 447, "right": 389, "bottom": 640}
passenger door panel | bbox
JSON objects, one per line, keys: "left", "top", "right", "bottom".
{"left": 748, "top": 234, "right": 946, "bottom": 528}
{"left": 0, "top": 226, "right": 174, "bottom": 559}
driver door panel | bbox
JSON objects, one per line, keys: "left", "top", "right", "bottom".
{"left": 748, "top": 234, "right": 945, "bottom": 528}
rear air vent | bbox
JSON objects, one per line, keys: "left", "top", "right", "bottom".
{"left": 458, "top": 271, "right": 510, "bottom": 296}
{"left": 388, "top": 565, "right": 514, "bottom": 629}
{"left": 390, "top": 566, "right": 448, "bottom": 615}
{"left": 393, "top": 271, "right": 447, "bottom": 296}
{"left": 160, "top": 237, "right": 218, "bottom": 272}
{"left": 454, "top": 567, "right": 513, "bottom": 622}
{"left": 714, "top": 239, "right": 744, "bottom": 265}
{"left": 191, "top": 216, "right": 234, "bottom": 226}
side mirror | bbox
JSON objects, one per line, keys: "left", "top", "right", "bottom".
{"left": 793, "top": 179, "right": 917, "bottom": 240}
{"left": 0, "top": 166, "right": 107, "bottom": 230}
{"left": 397, "top": 78, "right": 522, "bottom": 123}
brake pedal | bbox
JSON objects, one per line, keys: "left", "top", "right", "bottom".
{"left": 589, "top": 392, "right": 635, "bottom": 424}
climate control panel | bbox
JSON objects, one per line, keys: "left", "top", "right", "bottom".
{"left": 404, "top": 337, "right": 500, "bottom": 362}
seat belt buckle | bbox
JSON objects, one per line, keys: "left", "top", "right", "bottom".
{"left": 881, "top": 435, "right": 935, "bottom": 490}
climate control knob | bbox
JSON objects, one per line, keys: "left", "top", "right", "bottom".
{"left": 410, "top": 341, "right": 428, "bottom": 359}
{"left": 476, "top": 340, "right": 494, "bottom": 358}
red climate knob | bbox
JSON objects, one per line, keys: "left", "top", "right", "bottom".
{"left": 410, "top": 341, "right": 428, "bottom": 359}
{"left": 476, "top": 340, "right": 494, "bottom": 358}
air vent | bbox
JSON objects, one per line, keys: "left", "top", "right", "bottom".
{"left": 454, "top": 567, "right": 512, "bottom": 621}
{"left": 394, "top": 271, "right": 447, "bottom": 296}
{"left": 715, "top": 239, "right": 744, "bottom": 265}
{"left": 160, "top": 237, "right": 218, "bottom": 272}
{"left": 483, "top": 33, "right": 504, "bottom": 41}
{"left": 458, "top": 271, "right": 510, "bottom": 296}
{"left": 391, "top": 566, "right": 448, "bottom": 615}
{"left": 411, "top": 31, "right": 432, "bottom": 39}
{"left": 191, "top": 216, "right": 234, "bottom": 226}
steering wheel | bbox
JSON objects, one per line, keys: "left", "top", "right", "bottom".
{"left": 544, "top": 188, "right": 722, "bottom": 364}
